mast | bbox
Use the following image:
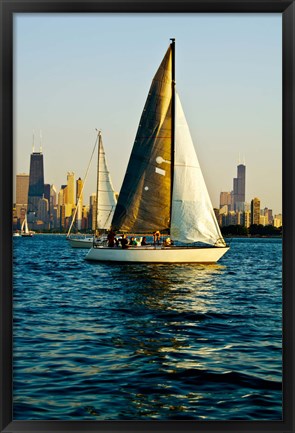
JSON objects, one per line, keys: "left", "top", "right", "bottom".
{"left": 95, "top": 129, "right": 101, "bottom": 236}
{"left": 170, "top": 38, "right": 176, "bottom": 231}
{"left": 32, "top": 130, "right": 35, "bottom": 153}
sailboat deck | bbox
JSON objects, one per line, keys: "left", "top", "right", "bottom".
{"left": 92, "top": 244, "right": 224, "bottom": 250}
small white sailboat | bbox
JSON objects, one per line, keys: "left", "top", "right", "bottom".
{"left": 86, "top": 39, "right": 229, "bottom": 263}
{"left": 68, "top": 131, "right": 117, "bottom": 248}
{"left": 21, "top": 214, "right": 33, "bottom": 237}
{"left": 68, "top": 236, "right": 95, "bottom": 249}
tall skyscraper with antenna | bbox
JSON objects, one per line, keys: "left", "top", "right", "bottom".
{"left": 28, "top": 132, "right": 44, "bottom": 214}
{"left": 232, "top": 162, "right": 246, "bottom": 211}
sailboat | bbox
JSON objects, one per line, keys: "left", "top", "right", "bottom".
{"left": 86, "top": 39, "right": 229, "bottom": 263}
{"left": 21, "top": 214, "right": 33, "bottom": 237}
{"left": 68, "top": 131, "right": 117, "bottom": 248}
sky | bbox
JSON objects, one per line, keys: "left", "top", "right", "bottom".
{"left": 14, "top": 13, "right": 282, "bottom": 214}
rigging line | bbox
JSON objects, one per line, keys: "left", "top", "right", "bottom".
{"left": 67, "top": 132, "right": 99, "bottom": 237}
{"left": 103, "top": 206, "right": 115, "bottom": 226}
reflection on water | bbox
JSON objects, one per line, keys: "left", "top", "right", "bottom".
{"left": 13, "top": 236, "right": 282, "bottom": 420}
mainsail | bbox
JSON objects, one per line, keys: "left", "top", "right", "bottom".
{"left": 111, "top": 46, "right": 173, "bottom": 233}
{"left": 96, "top": 135, "right": 117, "bottom": 230}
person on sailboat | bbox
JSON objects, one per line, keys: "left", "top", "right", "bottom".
{"left": 141, "top": 237, "right": 148, "bottom": 246}
{"left": 120, "top": 234, "right": 129, "bottom": 249}
{"left": 107, "top": 230, "right": 116, "bottom": 247}
{"left": 129, "top": 237, "right": 137, "bottom": 246}
{"left": 153, "top": 231, "right": 161, "bottom": 245}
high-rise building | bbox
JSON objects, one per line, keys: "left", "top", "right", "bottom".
{"left": 232, "top": 163, "right": 246, "bottom": 211}
{"left": 15, "top": 173, "right": 29, "bottom": 218}
{"left": 28, "top": 151, "right": 44, "bottom": 214}
{"left": 76, "top": 177, "right": 83, "bottom": 230}
{"left": 61, "top": 172, "right": 75, "bottom": 220}
{"left": 57, "top": 186, "right": 65, "bottom": 225}
{"left": 251, "top": 197, "right": 260, "bottom": 225}
{"left": 243, "top": 210, "right": 251, "bottom": 228}
{"left": 220, "top": 191, "right": 232, "bottom": 208}
{"left": 38, "top": 196, "right": 49, "bottom": 223}
{"left": 89, "top": 193, "right": 96, "bottom": 231}
{"left": 66, "top": 172, "right": 75, "bottom": 206}
{"left": 76, "top": 177, "right": 83, "bottom": 204}
{"left": 43, "top": 183, "right": 51, "bottom": 218}
{"left": 50, "top": 185, "right": 57, "bottom": 209}
{"left": 263, "top": 207, "right": 273, "bottom": 225}
{"left": 62, "top": 185, "right": 68, "bottom": 204}
{"left": 44, "top": 183, "right": 50, "bottom": 202}
{"left": 274, "top": 214, "right": 282, "bottom": 228}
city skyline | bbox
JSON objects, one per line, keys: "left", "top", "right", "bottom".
{"left": 14, "top": 13, "right": 282, "bottom": 214}
{"left": 15, "top": 150, "right": 282, "bottom": 225}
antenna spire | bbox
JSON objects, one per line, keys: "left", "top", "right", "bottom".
{"left": 32, "top": 130, "right": 35, "bottom": 153}
{"left": 40, "top": 130, "right": 43, "bottom": 152}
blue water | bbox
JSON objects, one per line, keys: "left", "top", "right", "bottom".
{"left": 12, "top": 235, "right": 282, "bottom": 420}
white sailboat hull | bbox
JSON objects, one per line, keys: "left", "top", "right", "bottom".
{"left": 85, "top": 245, "right": 229, "bottom": 263}
{"left": 68, "top": 238, "right": 93, "bottom": 248}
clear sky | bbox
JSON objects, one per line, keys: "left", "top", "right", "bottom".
{"left": 14, "top": 13, "right": 282, "bottom": 214}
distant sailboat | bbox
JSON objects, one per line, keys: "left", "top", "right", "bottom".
{"left": 86, "top": 39, "right": 229, "bottom": 263}
{"left": 68, "top": 130, "right": 117, "bottom": 248}
{"left": 21, "top": 214, "right": 33, "bottom": 237}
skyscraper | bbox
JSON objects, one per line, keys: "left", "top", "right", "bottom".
{"left": 220, "top": 191, "right": 232, "bottom": 208}
{"left": 50, "top": 185, "right": 57, "bottom": 212}
{"left": 232, "top": 163, "right": 246, "bottom": 211}
{"left": 28, "top": 151, "right": 44, "bottom": 214}
{"left": 66, "top": 172, "right": 75, "bottom": 206}
{"left": 89, "top": 193, "right": 96, "bottom": 231}
{"left": 58, "top": 185, "right": 67, "bottom": 229}
{"left": 251, "top": 197, "right": 260, "bottom": 225}
{"left": 76, "top": 177, "right": 83, "bottom": 230}
{"left": 76, "top": 177, "right": 83, "bottom": 205}
{"left": 15, "top": 173, "right": 29, "bottom": 218}
{"left": 61, "top": 172, "right": 75, "bottom": 219}
{"left": 38, "top": 196, "right": 49, "bottom": 224}
{"left": 49, "top": 185, "right": 57, "bottom": 228}
{"left": 43, "top": 183, "right": 51, "bottom": 218}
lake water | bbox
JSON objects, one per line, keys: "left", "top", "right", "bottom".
{"left": 12, "top": 235, "right": 282, "bottom": 421}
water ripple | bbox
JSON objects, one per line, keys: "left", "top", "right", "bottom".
{"left": 13, "top": 235, "right": 282, "bottom": 420}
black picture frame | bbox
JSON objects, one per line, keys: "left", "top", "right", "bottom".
{"left": 0, "top": 1, "right": 294, "bottom": 432}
